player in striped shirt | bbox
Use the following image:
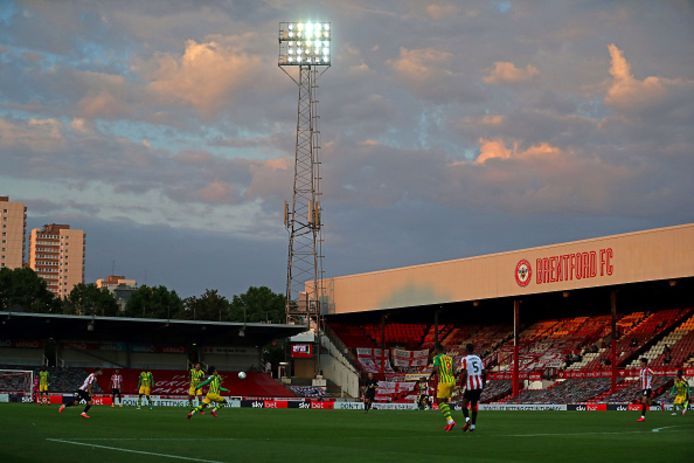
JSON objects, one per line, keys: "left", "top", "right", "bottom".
{"left": 58, "top": 369, "right": 103, "bottom": 419}
{"left": 187, "top": 366, "right": 229, "bottom": 419}
{"left": 637, "top": 357, "right": 654, "bottom": 422}
{"left": 110, "top": 369, "right": 123, "bottom": 408}
{"left": 459, "top": 343, "right": 485, "bottom": 432}
{"left": 430, "top": 345, "right": 457, "bottom": 432}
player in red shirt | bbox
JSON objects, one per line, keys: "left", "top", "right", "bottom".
{"left": 637, "top": 357, "right": 654, "bottom": 422}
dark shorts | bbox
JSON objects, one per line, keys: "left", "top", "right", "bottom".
{"left": 112, "top": 388, "right": 121, "bottom": 396}
{"left": 365, "top": 392, "right": 375, "bottom": 401}
{"left": 75, "top": 389, "right": 91, "bottom": 402}
{"left": 463, "top": 389, "right": 482, "bottom": 403}
{"left": 642, "top": 389, "right": 652, "bottom": 398}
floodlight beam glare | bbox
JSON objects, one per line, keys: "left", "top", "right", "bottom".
{"left": 279, "top": 21, "right": 331, "bottom": 66}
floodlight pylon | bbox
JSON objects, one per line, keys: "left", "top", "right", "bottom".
{"left": 279, "top": 22, "right": 330, "bottom": 330}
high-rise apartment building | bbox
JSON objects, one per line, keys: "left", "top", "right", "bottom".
{"left": 29, "top": 224, "right": 85, "bottom": 298}
{"left": 0, "top": 196, "right": 27, "bottom": 270}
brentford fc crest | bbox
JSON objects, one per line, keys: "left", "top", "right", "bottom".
{"left": 515, "top": 259, "right": 532, "bottom": 287}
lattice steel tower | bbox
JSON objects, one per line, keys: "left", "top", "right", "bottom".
{"left": 278, "top": 22, "right": 331, "bottom": 328}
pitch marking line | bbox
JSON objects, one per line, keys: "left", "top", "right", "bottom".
{"left": 651, "top": 425, "right": 679, "bottom": 433}
{"left": 56, "top": 438, "right": 237, "bottom": 442}
{"left": 46, "top": 438, "right": 225, "bottom": 463}
{"left": 506, "top": 426, "right": 685, "bottom": 438}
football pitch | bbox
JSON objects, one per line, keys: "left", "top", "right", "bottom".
{"left": 0, "top": 404, "right": 692, "bottom": 463}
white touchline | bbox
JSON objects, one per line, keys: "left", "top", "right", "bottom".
{"left": 505, "top": 431, "right": 645, "bottom": 437}
{"left": 56, "top": 438, "right": 237, "bottom": 442}
{"left": 507, "top": 427, "right": 688, "bottom": 438}
{"left": 46, "top": 438, "right": 225, "bottom": 463}
{"left": 651, "top": 426, "right": 678, "bottom": 433}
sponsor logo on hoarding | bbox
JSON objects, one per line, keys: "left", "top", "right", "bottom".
{"left": 480, "top": 404, "right": 567, "bottom": 411}
{"left": 372, "top": 402, "right": 417, "bottom": 410}
{"left": 334, "top": 401, "right": 365, "bottom": 410}
{"left": 515, "top": 259, "right": 532, "bottom": 287}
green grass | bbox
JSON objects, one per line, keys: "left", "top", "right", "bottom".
{"left": 0, "top": 404, "right": 692, "bottom": 463}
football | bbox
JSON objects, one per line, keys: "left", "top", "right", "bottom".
{"left": 237, "top": 371, "right": 247, "bottom": 380}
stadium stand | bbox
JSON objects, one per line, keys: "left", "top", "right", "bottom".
{"left": 480, "top": 380, "right": 512, "bottom": 403}
{"left": 287, "top": 385, "right": 327, "bottom": 398}
{"left": 505, "top": 379, "right": 611, "bottom": 404}
{"left": 627, "top": 311, "right": 694, "bottom": 368}
{"left": 361, "top": 323, "right": 428, "bottom": 349}
{"left": 329, "top": 322, "right": 377, "bottom": 348}
{"left": 580, "top": 308, "right": 692, "bottom": 370}
{"left": 599, "top": 376, "right": 671, "bottom": 403}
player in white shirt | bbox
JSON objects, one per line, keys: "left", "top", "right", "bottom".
{"left": 637, "top": 357, "right": 654, "bottom": 422}
{"left": 58, "top": 369, "right": 103, "bottom": 419}
{"left": 458, "top": 343, "right": 485, "bottom": 432}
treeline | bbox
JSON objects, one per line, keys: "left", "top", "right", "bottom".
{"left": 0, "top": 267, "right": 285, "bottom": 323}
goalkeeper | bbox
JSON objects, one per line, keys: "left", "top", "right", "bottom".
{"left": 671, "top": 369, "right": 690, "bottom": 416}
{"left": 187, "top": 366, "right": 229, "bottom": 419}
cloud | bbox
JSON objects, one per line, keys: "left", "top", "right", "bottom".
{"left": 425, "top": 3, "right": 460, "bottom": 20}
{"left": 484, "top": 61, "right": 539, "bottom": 84}
{"left": 386, "top": 47, "right": 481, "bottom": 103}
{"left": 195, "top": 180, "right": 236, "bottom": 204}
{"left": 145, "top": 37, "right": 262, "bottom": 116}
{"left": 461, "top": 114, "right": 505, "bottom": 127}
{"left": 474, "top": 138, "right": 560, "bottom": 164}
{"left": 389, "top": 47, "right": 454, "bottom": 85}
{"left": 70, "top": 118, "right": 91, "bottom": 134}
{"left": 604, "top": 43, "right": 693, "bottom": 114}
{"left": 0, "top": 117, "right": 63, "bottom": 151}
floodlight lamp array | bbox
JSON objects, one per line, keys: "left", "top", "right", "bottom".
{"left": 279, "top": 22, "right": 331, "bottom": 66}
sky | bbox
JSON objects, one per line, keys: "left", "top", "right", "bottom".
{"left": 1, "top": 0, "right": 693, "bottom": 298}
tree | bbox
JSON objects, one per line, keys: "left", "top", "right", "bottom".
{"left": 124, "top": 285, "right": 183, "bottom": 319}
{"left": 183, "top": 289, "right": 230, "bottom": 321}
{"left": 64, "top": 283, "right": 119, "bottom": 316}
{"left": 0, "top": 267, "right": 59, "bottom": 312}
{"left": 229, "top": 286, "right": 285, "bottom": 324}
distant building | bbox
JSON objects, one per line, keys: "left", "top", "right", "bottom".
{"left": 0, "top": 196, "right": 27, "bottom": 270}
{"left": 96, "top": 275, "right": 138, "bottom": 311}
{"left": 29, "top": 224, "right": 85, "bottom": 298}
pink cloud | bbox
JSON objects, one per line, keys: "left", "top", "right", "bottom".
{"left": 78, "top": 91, "right": 130, "bottom": 118}
{"left": 425, "top": 3, "right": 460, "bottom": 20}
{"left": 604, "top": 43, "right": 690, "bottom": 113}
{"left": 74, "top": 71, "right": 132, "bottom": 119}
{"left": 388, "top": 47, "right": 454, "bottom": 84}
{"left": 484, "top": 61, "right": 539, "bottom": 84}
{"left": 196, "top": 180, "right": 235, "bottom": 204}
{"left": 475, "top": 138, "right": 560, "bottom": 164}
{"left": 245, "top": 157, "right": 292, "bottom": 202}
{"left": 146, "top": 38, "right": 262, "bottom": 116}
{"left": 0, "top": 117, "right": 63, "bottom": 151}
